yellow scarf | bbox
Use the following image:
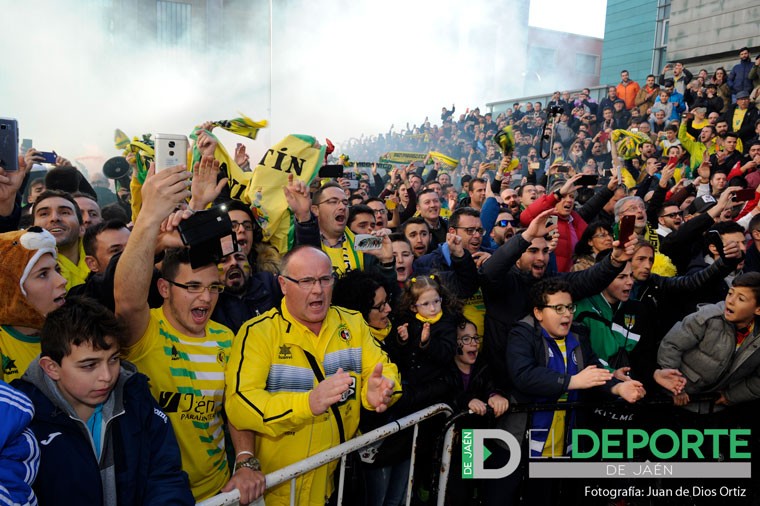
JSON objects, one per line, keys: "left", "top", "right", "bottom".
{"left": 57, "top": 241, "right": 90, "bottom": 291}
{"left": 415, "top": 311, "right": 443, "bottom": 325}
{"left": 370, "top": 322, "right": 392, "bottom": 342}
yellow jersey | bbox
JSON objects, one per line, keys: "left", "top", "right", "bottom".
{"left": 0, "top": 325, "right": 40, "bottom": 383}
{"left": 123, "top": 307, "right": 234, "bottom": 501}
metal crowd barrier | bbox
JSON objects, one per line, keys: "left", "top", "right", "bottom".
{"left": 196, "top": 403, "right": 454, "bottom": 506}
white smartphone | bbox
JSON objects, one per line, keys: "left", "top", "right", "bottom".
{"left": 546, "top": 215, "right": 558, "bottom": 228}
{"left": 154, "top": 133, "right": 188, "bottom": 172}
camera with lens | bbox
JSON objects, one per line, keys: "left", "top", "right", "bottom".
{"left": 549, "top": 105, "right": 564, "bottom": 115}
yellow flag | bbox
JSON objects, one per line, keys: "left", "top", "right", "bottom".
{"left": 246, "top": 135, "right": 326, "bottom": 252}
{"left": 428, "top": 151, "right": 459, "bottom": 169}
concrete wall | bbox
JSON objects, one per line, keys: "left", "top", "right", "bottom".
{"left": 600, "top": 0, "right": 658, "bottom": 85}
{"left": 667, "top": 0, "right": 760, "bottom": 73}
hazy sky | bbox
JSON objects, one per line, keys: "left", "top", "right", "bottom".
{"left": 2, "top": 0, "right": 608, "bottom": 174}
{"left": 531, "top": 0, "right": 607, "bottom": 38}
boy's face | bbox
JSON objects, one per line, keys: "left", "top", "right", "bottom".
{"left": 41, "top": 337, "right": 120, "bottom": 418}
{"left": 724, "top": 286, "right": 760, "bottom": 327}
{"left": 533, "top": 291, "right": 574, "bottom": 339}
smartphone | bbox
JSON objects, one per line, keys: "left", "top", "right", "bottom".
{"left": 529, "top": 162, "right": 540, "bottom": 170}
{"left": 413, "top": 161, "right": 425, "bottom": 168}
{"left": 546, "top": 215, "right": 558, "bottom": 228}
{"left": 346, "top": 178, "right": 359, "bottom": 190}
{"left": 576, "top": 174, "right": 598, "bottom": 187}
{"left": 154, "top": 133, "right": 188, "bottom": 172}
{"left": 354, "top": 234, "right": 383, "bottom": 251}
{"left": 707, "top": 230, "right": 724, "bottom": 258}
{"left": 668, "top": 155, "right": 679, "bottom": 166}
{"left": 319, "top": 164, "right": 344, "bottom": 178}
{"left": 0, "top": 117, "right": 19, "bottom": 172}
{"left": 618, "top": 214, "right": 636, "bottom": 243}
{"left": 38, "top": 151, "right": 57, "bottom": 164}
{"left": 21, "top": 138, "right": 32, "bottom": 155}
{"left": 733, "top": 188, "right": 756, "bottom": 202}
{"left": 556, "top": 166, "right": 569, "bottom": 174}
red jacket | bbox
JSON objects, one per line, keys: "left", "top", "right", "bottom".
{"left": 520, "top": 193, "right": 588, "bottom": 272}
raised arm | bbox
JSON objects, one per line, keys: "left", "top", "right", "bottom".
{"left": 114, "top": 164, "right": 191, "bottom": 346}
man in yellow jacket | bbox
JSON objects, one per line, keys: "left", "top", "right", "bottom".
{"left": 225, "top": 245, "right": 401, "bottom": 506}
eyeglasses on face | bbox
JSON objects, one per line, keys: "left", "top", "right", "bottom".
{"left": 495, "top": 219, "right": 519, "bottom": 228}
{"left": 458, "top": 334, "right": 481, "bottom": 345}
{"left": 231, "top": 220, "right": 253, "bottom": 231}
{"left": 592, "top": 231, "right": 612, "bottom": 239}
{"left": 455, "top": 226, "right": 485, "bottom": 236}
{"left": 280, "top": 274, "right": 336, "bottom": 290}
{"left": 661, "top": 211, "right": 683, "bottom": 219}
{"left": 165, "top": 279, "right": 225, "bottom": 294}
{"left": 415, "top": 297, "right": 442, "bottom": 309}
{"left": 318, "top": 198, "right": 349, "bottom": 207}
{"left": 370, "top": 299, "right": 391, "bottom": 312}
{"left": 539, "top": 303, "right": 577, "bottom": 315}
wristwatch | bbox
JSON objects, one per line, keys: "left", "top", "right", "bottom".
{"left": 234, "top": 456, "right": 262, "bottom": 473}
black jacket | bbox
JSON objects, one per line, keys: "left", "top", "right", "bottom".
{"left": 211, "top": 271, "right": 282, "bottom": 333}
{"left": 479, "top": 234, "right": 624, "bottom": 389}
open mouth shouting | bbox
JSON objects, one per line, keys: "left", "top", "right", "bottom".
{"left": 190, "top": 306, "right": 210, "bottom": 325}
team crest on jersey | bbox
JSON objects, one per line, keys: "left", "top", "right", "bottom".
{"left": 338, "top": 325, "right": 351, "bottom": 342}
{"left": 2, "top": 355, "right": 18, "bottom": 376}
{"left": 278, "top": 345, "right": 292, "bottom": 359}
{"left": 216, "top": 347, "right": 227, "bottom": 366}
{"left": 624, "top": 314, "right": 636, "bottom": 328}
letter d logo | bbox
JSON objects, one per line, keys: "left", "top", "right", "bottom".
{"left": 473, "top": 429, "right": 521, "bottom": 479}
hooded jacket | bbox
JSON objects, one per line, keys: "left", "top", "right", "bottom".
{"left": 13, "top": 359, "right": 193, "bottom": 506}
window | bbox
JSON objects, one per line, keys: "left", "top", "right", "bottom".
{"left": 528, "top": 47, "right": 556, "bottom": 71}
{"left": 652, "top": 0, "right": 670, "bottom": 74}
{"left": 576, "top": 53, "right": 599, "bottom": 75}
{"left": 157, "top": 1, "right": 192, "bottom": 49}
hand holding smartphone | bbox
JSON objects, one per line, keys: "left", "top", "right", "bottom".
{"left": 155, "top": 133, "right": 188, "bottom": 172}
{"left": 618, "top": 214, "right": 636, "bottom": 244}
{"left": 0, "top": 118, "right": 19, "bottom": 172}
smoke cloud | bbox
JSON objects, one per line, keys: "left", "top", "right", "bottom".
{"left": 2, "top": 0, "right": 535, "bottom": 175}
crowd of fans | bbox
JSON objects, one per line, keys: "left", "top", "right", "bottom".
{"left": 3, "top": 46, "right": 760, "bottom": 506}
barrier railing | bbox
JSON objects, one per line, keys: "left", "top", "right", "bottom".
{"left": 196, "top": 403, "right": 454, "bottom": 506}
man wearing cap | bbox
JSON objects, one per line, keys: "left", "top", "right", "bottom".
{"left": 728, "top": 47, "right": 754, "bottom": 100}
{"left": 612, "top": 98, "right": 632, "bottom": 129}
{"left": 725, "top": 91, "right": 760, "bottom": 147}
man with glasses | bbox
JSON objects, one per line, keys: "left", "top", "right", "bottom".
{"left": 286, "top": 180, "right": 395, "bottom": 277}
{"left": 225, "top": 245, "right": 400, "bottom": 506}
{"left": 114, "top": 165, "right": 264, "bottom": 503}
{"left": 657, "top": 202, "right": 684, "bottom": 242}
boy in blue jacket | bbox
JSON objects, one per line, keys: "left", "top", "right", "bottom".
{"left": 13, "top": 296, "right": 194, "bottom": 506}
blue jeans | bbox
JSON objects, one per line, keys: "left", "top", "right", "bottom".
{"left": 363, "top": 459, "right": 411, "bottom": 506}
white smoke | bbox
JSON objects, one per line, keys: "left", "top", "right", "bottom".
{"left": 1, "top": 0, "right": 603, "bottom": 175}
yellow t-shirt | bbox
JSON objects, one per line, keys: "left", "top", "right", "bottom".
{"left": 0, "top": 326, "right": 40, "bottom": 383}
{"left": 542, "top": 337, "right": 568, "bottom": 458}
{"left": 123, "top": 307, "right": 234, "bottom": 501}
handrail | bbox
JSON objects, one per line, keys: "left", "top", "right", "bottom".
{"left": 196, "top": 403, "right": 454, "bottom": 506}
